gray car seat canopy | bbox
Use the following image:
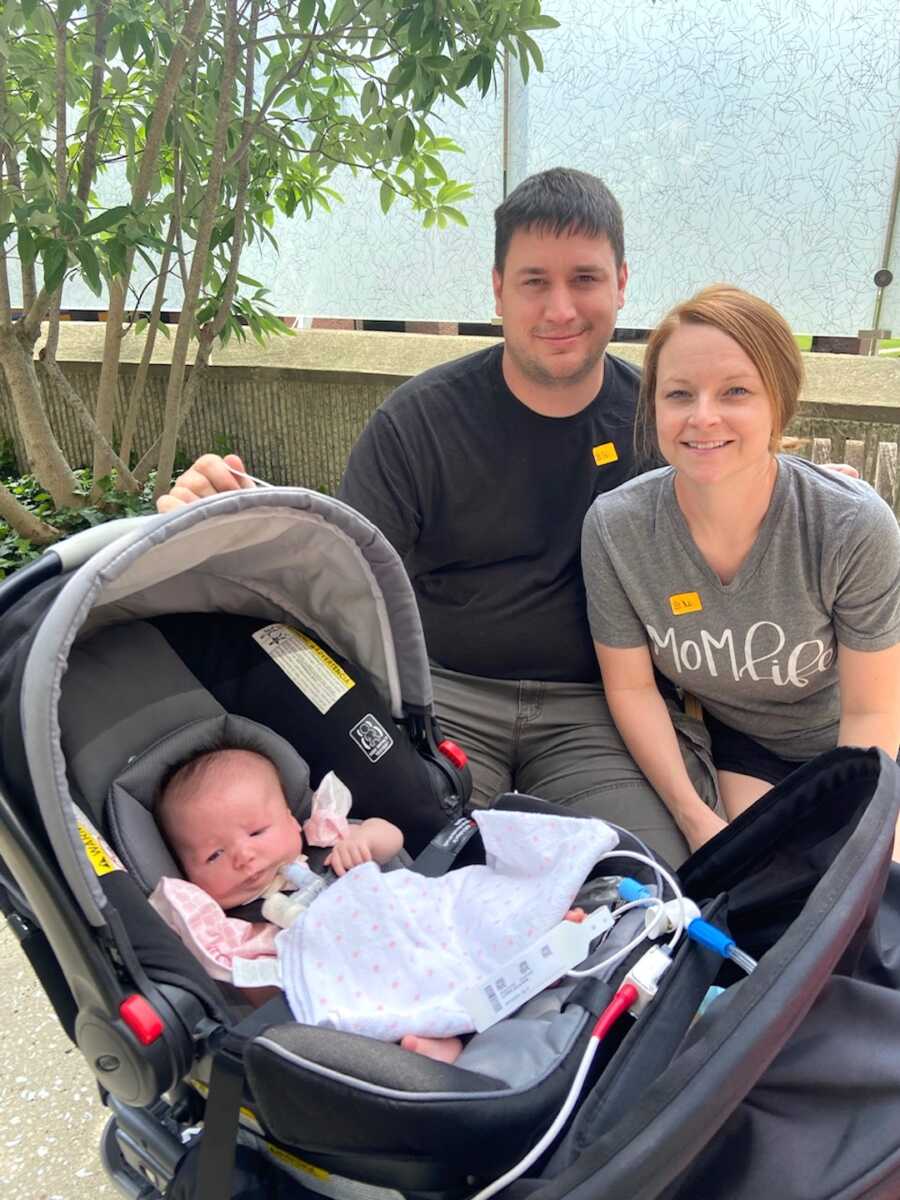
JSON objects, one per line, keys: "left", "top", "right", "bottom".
{"left": 19, "top": 489, "right": 437, "bottom": 927}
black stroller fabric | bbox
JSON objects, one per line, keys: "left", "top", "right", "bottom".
{"left": 2, "top": 492, "right": 900, "bottom": 1200}
{"left": 523, "top": 748, "right": 900, "bottom": 1200}
{"left": 148, "top": 611, "right": 455, "bottom": 845}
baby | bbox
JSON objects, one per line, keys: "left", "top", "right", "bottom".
{"left": 154, "top": 746, "right": 463, "bottom": 1061}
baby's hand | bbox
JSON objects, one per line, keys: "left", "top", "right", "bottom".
{"left": 325, "top": 834, "right": 373, "bottom": 877}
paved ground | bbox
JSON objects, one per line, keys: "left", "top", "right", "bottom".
{"left": 1, "top": 920, "right": 113, "bottom": 1200}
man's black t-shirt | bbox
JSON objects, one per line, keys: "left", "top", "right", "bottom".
{"left": 338, "top": 344, "right": 641, "bottom": 683}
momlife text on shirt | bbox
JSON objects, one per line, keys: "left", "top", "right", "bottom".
{"left": 647, "top": 620, "right": 834, "bottom": 689}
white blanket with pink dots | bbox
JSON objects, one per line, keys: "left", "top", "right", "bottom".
{"left": 277, "top": 809, "right": 618, "bottom": 1039}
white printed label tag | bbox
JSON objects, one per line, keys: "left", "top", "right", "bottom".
{"left": 458, "top": 906, "right": 615, "bottom": 1032}
{"left": 232, "top": 955, "right": 283, "bottom": 989}
{"left": 253, "top": 624, "right": 355, "bottom": 714}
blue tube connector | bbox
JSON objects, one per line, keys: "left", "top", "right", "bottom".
{"left": 618, "top": 877, "right": 652, "bottom": 903}
{"left": 616, "top": 878, "right": 756, "bottom": 972}
{"left": 685, "top": 918, "right": 735, "bottom": 958}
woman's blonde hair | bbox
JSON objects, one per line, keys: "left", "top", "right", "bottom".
{"left": 635, "top": 284, "right": 804, "bottom": 462}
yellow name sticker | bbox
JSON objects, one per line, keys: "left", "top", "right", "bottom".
{"left": 669, "top": 591, "right": 703, "bottom": 616}
{"left": 592, "top": 442, "right": 619, "bottom": 466}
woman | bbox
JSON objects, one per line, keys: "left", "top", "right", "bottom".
{"left": 581, "top": 285, "right": 900, "bottom": 852}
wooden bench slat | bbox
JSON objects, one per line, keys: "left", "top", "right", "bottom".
{"left": 844, "top": 439, "right": 866, "bottom": 476}
{"left": 874, "top": 442, "right": 899, "bottom": 510}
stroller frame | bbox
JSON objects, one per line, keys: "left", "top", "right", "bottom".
{"left": 3, "top": 490, "right": 900, "bottom": 1200}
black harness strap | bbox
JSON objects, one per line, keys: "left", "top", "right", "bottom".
{"left": 194, "top": 997, "right": 292, "bottom": 1200}
{"left": 411, "top": 815, "right": 480, "bottom": 877}
{"left": 195, "top": 1043, "right": 245, "bottom": 1200}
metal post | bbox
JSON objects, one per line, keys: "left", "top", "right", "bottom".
{"left": 501, "top": 47, "right": 511, "bottom": 201}
{"left": 868, "top": 139, "right": 900, "bottom": 345}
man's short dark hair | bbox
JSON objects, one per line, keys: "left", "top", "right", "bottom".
{"left": 493, "top": 168, "right": 625, "bottom": 273}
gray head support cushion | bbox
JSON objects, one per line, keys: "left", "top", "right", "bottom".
{"left": 107, "top": 714, "right": 315, "bottom": 894}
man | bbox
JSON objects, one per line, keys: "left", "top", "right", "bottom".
{"left": 159, "top": 168, "right": 724, "bottom": 864}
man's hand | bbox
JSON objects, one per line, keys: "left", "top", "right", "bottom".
{"left": 156, "top": 453, "right": 254, "bottom": 513}
{"left": 823, "top": 463, "right": 860, "bottom": 479}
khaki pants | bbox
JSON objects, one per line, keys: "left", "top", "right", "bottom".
{"left": 430, "top": 664, "right": 720, "bottom": 868}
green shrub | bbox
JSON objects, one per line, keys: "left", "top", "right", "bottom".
{"left": 0, "top": 470, "right": 159, "bottom": 579}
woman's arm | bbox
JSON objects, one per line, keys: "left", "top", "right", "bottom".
{"left": 837, "top": 641, "right": 900, "bottom": 758}
{"left": 595, "top": 641, "right": 726, "bottom": 852}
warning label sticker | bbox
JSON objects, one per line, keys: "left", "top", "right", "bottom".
{"left": 75, "top": 810, "right": 125, "bottom": 877}
{"left": 252, "top": 624, "right": 355, "bottom": 714}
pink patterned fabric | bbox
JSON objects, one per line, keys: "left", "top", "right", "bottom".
{"left": 278, "top": 810, "right": 619, "bottom": 1039}
{"left": 150, "top": 876, "right": 279, "bottom": 981}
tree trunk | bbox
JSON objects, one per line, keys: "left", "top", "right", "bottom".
{"left": 0, "top": 328, "right": 81, "bottom": 508}
{"left": 0, "top": 479, "right": 59, "bottom": 544}
{"left": 133, "top": 333, "right": 213, "bottom": 481}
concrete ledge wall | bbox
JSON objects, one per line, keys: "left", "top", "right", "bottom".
{"left": 1, "top": 325, "right": 897, "bottom": 495}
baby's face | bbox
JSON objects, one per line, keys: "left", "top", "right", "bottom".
{"left": 167, "top": 752, "right": 303, "bottom": 909}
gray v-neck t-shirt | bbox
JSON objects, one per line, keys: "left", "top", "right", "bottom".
{"left": 581, "top": 455, "right": 900, "bottom": 760}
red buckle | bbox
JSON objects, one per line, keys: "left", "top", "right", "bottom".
{"left": 437, "top": 739, "right": 468, "bottom": 769}
{"left": 119, "top": 994, "right": 164, "bottom": 1046}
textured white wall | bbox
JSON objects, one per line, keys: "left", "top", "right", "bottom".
{"left": 28, "top": 0, "right": 900, "bottom": 334}
{"left": 513, "top": 0, "right": 900, "bottom": 335}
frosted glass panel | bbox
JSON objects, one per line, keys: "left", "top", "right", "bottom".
{"left": 241, "top": 93, "right": 503, "bottom": 323}
{"left": 878, "top": 155, "right": 900, "bottom": 338}
{"left": 33, "top": 89, "right": 503, "bottom": 323}
{"left": 513, "top": 0, "right": 900, "bottom": 335}
{"left": 24, "top": 0, "right": 899, "bottom": 333}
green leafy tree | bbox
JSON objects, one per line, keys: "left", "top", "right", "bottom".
{"left": 0, "top": 0, "right": 558, "bottom": 535}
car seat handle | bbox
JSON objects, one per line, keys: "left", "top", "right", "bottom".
{"left": 48, "top": 514, "right": 162, "bottom": 572}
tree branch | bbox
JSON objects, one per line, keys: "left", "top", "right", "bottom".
{"left": 42, "top": 7, "right": 68, "bottom": 365}
{"left": 209, "top": 0, "right": 257, "bottom": 340}
{"left": 0, "top": 161, "right": 11, "bottom": 327}
{"left": 132, "top": 331, "right": 213, "bottom": 481}
{"left": 0, "top": 253, "right": 11, "bottom": 328}
{"left": 93, "top": 0, "right": 208, "bottom": 480}
{"left": 20, "top": 286, "right": 53, "bottom": 341}
{"left": 44, "top": 291, "right": 62, "bottom": 362}
{"left": 153, "top": 0, "right": 239, "bottom": 501}
{"left": 172, "top": 143, "right": 189, "bottom": 293}
{"left": 0, "top": 52, "right": 36, "bottom": 313}
{"left": 55, "top": 5, "right": 68, "bottom": 200}
{"left": 135, "top": 0, "right": 259, "bottom": 483}
{"left": 40, "top": 354, "right": 140, "bottom": 488}
{"left": 224, "top": 14, "right": 322, "bottom": 172}
{"left": 117, "top": 215, "right": 178, "bottom": 467}
{"left": 133, "top": 0, "right": 209, "bottom": 212}
{"left": 75, "top": 0, "right": 112, "bottom": 206}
